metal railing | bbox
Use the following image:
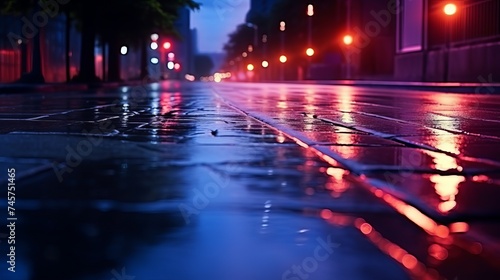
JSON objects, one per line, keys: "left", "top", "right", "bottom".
{"left": 428, "top": 0, "right": 500, "bottom": 47}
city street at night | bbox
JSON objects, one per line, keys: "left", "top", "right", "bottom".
{"left": 1, "top": 81, "right": 500, "bottom": 279}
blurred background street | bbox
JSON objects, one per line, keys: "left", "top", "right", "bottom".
{"left": 0, "top": 81, "right": 500, "bottom": 279}
{"left": 1, "top": 0, "right": 500, "bottom": 279}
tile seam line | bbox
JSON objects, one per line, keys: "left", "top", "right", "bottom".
{"left": 212, "top": 86, "right": 500, "bottom": 264}
{"left": 210, "top": 88, "right": 450, "bottom": 217}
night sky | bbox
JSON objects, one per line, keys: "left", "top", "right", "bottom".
{"left": 191, "top": 0, "right": 250, "bottom": 53}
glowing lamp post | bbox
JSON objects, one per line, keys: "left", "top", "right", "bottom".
{"left": 343, "top": 35, "right": 353, "bottom": 79}
{"left": 443, "top": 3, "right": 457, "bottom": 82}
{"left": 306, "top": 48, "right": 315, "bottom": 57}
{"left": 343, "top": 35, "right": 353, "bottom": 46}
{"left": 306, "top": 4, "right": 314, "bottom": 79}
{"left": 280, "top": 21, "right": 286, "bottom": 81}
{"left": 443, "top": 3, "right": 457, "bottom": 15}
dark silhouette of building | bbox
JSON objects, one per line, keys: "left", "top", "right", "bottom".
{"left": 0, "top": 7, "right": 193, "bottom": 83}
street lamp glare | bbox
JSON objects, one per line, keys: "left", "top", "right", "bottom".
{"left": 120, "top": 46, "right": 128, "bottom": 55}
{"left": 262, "top": 60, "right": 269, "bottom": 68}
{"left": 343, "top": 35, "right": 353, "bottom": 45}
{"left": 306, "top": 48, "right": 315, "bottom": 57}
{"left": 444, "top": 3, "right": 457, "bottom": 16}
{"left": 280, "top": 21, "right": 286, "bottom": 31}
{"left": 307, "top": 4, "right": 314, "bottom": 16}
{"left": 247, "top": 64, "right": 254, "bottom": 71}
{"left": 279, "top": 55, "right": 287, "bottom": 63}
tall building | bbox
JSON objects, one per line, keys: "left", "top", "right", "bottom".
{"left": 173, "top": 7, "right": 193, "bottom": 76}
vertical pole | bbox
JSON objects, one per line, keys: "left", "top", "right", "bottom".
{"left": 280, "top": 25, "right": 285, "bottom": 81}
{"left": 444, "top": 19, "right": 451, "bottom": 82}
{"left": 346, "top": 0, "right": 351, "bottom": 79}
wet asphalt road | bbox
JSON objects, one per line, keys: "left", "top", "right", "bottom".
{"left": 0, "top": 81, "right": 499, "bottom": 280}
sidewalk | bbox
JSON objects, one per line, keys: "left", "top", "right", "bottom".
{"left": 0, "top": 80, "right": 143, "bottom": 94}
{"left": 283, "top": 79, "right": 500, "bottom": 94}
{"left": 0, "top": 81, "right": 418, "bottom": 280}
{"left": 212, "top": 81, "right": 500, "bottom": 278}
{"left": 3, "top": 78, "right": 500, "bottom": 94}
{"left": 0, "top": 81, "right": 499, "bottom": 279}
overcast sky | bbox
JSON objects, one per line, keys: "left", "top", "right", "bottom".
{"left": 191, "top": 0, "right": 250, "bottom": 53}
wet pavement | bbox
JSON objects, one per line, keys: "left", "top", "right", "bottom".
{"left": 0, "top": 81, "right": 499, "bottom": 280}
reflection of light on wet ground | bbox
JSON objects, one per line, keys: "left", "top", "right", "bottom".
{"left": 333, "top": 133, "right": 356, "bottom": 158}
{"left": 430, "top": 175, "right": 465, "bottom": 213}
{"left": 304, "top": 89, "right": 317, "bottom": 122}
{"left": 277, "top": 101, "right": 288, "bottom": 109}
{"left": 368, "top": 187, "right": 450, "bottom": 238}
{"left": 276, "top": 132, "right": 286, "bottom": 143}
{"left": 318, "top": 209, "right": 352, "bottom": 226}
{"left": 449, "top": 222, "right": 469, "bottom": 233}
{"left": 337, "top": 86, "right": 354, "bottom": 124}
{"left": 425, "top": 133, "right": 465, "bottom": 213}
{"left": 353, "top": 218, "right": 440, "bottom": 279}
{"left": 325, "top": 167, "right": 350, "bottom": 197}
{"left": 428, "top": 243, "right": 449, "bottom": 261}
{"left": 260, "top": 200, "right": 272, "bottom": 234}
{"left": 160, "top": 93, "right": 172, "bottom": 115}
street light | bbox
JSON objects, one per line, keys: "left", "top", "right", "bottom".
{"left": 262, "top": 60, "right": 269, "bottom": 68}
{"left": 306, "top": 4, "right": 314, "bottom": 79}
{"left": 444, "top": 3, "right": 457, "bottom": 15}
{"left": 247, "top": 63, "right": 254, "bottom": 71}
{"left": 343, "top": 34, "right": 353, "bottom": 79}
{"left": 345, "top": 0, "right": 352, "bottom": 79}
{"left": 307, "top": 4, "right": 314, "bottom": 50}
{"left": 343, "top": 35, "right": 353, "bottom": 45}
{"left": 280, "top": 21, "right": 286, "bottom": 81}
{"left": 443, "top": 3, "right": 457, "bottom": 82}
{"left": 306, "top": 48, "right": 315, "bottom": 57}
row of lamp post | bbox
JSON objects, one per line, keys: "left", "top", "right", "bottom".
{"left": 237, "top": 1, "right": 457, "bottom": 82}
{"left": 238, "top": 4, "right": 315, "bottom": 81}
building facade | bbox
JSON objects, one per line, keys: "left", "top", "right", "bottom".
{"left": 395, "top": 0, "right": 500, "bottom": 82}
{"left": 0, "top": 8, "right": 192, "bottom": 83}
